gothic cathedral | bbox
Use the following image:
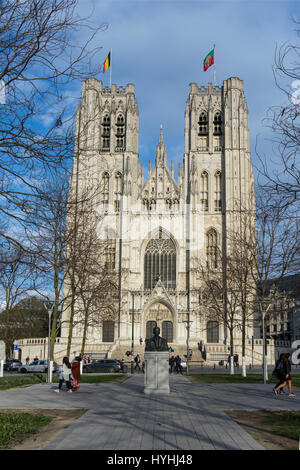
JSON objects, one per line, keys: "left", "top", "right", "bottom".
{"left": 61, "top": 77, "right": 257, "bottom": 362}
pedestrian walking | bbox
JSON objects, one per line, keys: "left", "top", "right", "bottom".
{"left": 54, "top": 356, "right": 73, "bottom": 393}
{"left": 83, "top": 355, "right": 87, "bottom": 364}
{"left": 234, "top": 354, "right": 239, "bottom": 368}
{"left": 169, "top": 356, "right": 175, "bottom": 374}
{"left": 26, "top": 356, "right": 30, "bottom": 364}
{"left": 273, "top": 353, "right": 295, "bottom": 397}
{"left": 71, "top": 356, "right": 81, "bottom": 391}
{"left": 134, "top": 354, "right": 141, "bottom": 371}
{"left": 139, "top": 337, "right": 143, "bottom": 345}
{"left": 175, "top": 355, "right": 183, "bottom": 374}
{"left": 272, "top": 354, "right": 287, "bottom": 394}
{"left": 284, "top": 353, "right": 295, "bottom": 397}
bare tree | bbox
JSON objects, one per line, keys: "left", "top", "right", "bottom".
{"left": 256, "top": 18, "right": 299, "bottom": 211}
{"left": 225, "top": 208, "right": 257, "bottom": 376}
{"left": 0, "top": 0, "right": 108, "bottom": 253}
{"left": 0, "top": 296, "right": 49, "bottom": 355}
{"left": 0, "top": 245, "right": 34, "bottom": 354}
{"left": 250, "top": 187, "right": 299, "bottom": 379}
{"left": 67, "top": 208, "right": 118, "bottom": 357}
{"left": 197, "top": 249, "right": 243, "bottom": 374}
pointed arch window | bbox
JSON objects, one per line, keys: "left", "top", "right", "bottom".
{"left": 207, "top": 321, "right": 219, "bottom": 343}
{"left": 200, "top": 171, "right": 208, "bottom": 212}
{"left": 214, "top": 170, "right": 222, "bottom": 212}
{"left": 162, "top": 321, "right": 173, "bottom": 343}
{"left": 101, "top": 172, "right": 109, "bottom": 210}
{"left": 116, "top": 114, "right": 125, "bottom": 151}
{"left": 114, "top": 172, "right": 122, "bottom": 212}
{"left": 102, "top": 320, "right": 115, "bottom": 342}
{"left": 206, "top": 229, "right": 218, "bottom": 269}
{"left": 104, "top": 227, "right": 116, "bottom": 271}
{"left": 101, "top": 114, "right": 110, "bottom": 151}
{"left": 144, "top": 229, "right": 176, "bottom": 290}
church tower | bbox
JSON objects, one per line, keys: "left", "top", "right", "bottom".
{"left": 71, "top": 79, "right": 140, "bottom": 213}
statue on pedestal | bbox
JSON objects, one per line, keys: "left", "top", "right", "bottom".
{"left": 145, "top": 326, "right": 169, "bottom": 352}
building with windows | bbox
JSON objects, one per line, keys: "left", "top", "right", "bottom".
{"left": 264, "top": 275, "right": 300, "bottom": 343}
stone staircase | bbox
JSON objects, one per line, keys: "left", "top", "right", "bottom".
{"left": 108, "top": 342, "right": 205, "bottom": 365}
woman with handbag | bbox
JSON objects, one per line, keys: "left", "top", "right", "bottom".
{"left": 54, "top": 356, "right": 73, "bottom": 393}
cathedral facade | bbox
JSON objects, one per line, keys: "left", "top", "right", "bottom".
{"left": 60, "top": 76, "right": 257, "bottom": 361}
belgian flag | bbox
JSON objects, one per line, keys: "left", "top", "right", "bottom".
{"left": 102, "top": 51, "right": 111, "bottom": 73}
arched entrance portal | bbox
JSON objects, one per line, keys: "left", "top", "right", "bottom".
{"left": 144, "top": 303, "right": 174, "bottom": 343}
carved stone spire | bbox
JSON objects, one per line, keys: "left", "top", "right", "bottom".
{"left": 155, "top": 125, "right": 167, "bottom": 166}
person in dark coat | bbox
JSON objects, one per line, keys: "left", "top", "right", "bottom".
{"left": 273, "top": 353, "right": 286, "bottom": 393}
{"left": 273, "top": 353, "right": 295, "bottom": 397}
{"left": 169, "top": 356, "right": 175, "bottom": 374}
{"left": 174, "top": 355, "right": 183, "bottom": 374}
{"left": 134, "top": 354, "right": 141, "bottom": 371}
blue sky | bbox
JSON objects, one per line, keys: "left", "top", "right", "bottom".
{"left": 71, "top": 0, "right": 298, "bottom": 180}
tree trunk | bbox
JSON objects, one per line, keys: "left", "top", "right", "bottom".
{"left": 242, "top": 308, "right": 246, "bottom": 377}
{"left": 80, "top": 314, "right": 88, "bottom": 358}
{"left": 230, "top": 327, "right": 234, "bottom": 374}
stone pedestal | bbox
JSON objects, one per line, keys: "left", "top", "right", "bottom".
{"left": 144, "top": 351, "right": 170, "bottom": 395}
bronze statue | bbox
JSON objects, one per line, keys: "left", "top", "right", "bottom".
{"left": 145, "top": 326, "right": 169, "bottom": 352}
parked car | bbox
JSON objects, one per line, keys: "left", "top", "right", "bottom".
{"left": 83, "top": 359, "right": 128, "bottom": 373}
{"left": 4, "top": 359, "right": 22, "bottom": 371}
{"left": 19, "top": 360, "right": 58, "bottom": 374}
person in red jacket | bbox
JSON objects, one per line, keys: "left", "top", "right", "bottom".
{"left": 71, "top": 356, "right": 81, "bottom": 390}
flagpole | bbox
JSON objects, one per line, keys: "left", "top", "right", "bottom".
{"left": 110, "top": 48, "right": 112, "bottom": 88}
{"left": 213, "top": 44, "right": 216, "bottom": 86}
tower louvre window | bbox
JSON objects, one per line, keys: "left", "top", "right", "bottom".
{"left": 198, "top": 111, "right": 208, "bottom": 135}
{"left": 115, "top": 114, "right": 125, "bottom": 150}
{"left": 101, "top": 114, "right": 110, "bottom": 151}
{"left": 213, "top": 111, "right": 222, "bottom": 135}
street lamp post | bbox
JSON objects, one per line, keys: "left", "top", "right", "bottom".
{"left": 44, "top": 301, "right": 54, "bottom": 384}
{"left": 183, "top": 319, "right": 193, "bottom": 376}
{"left": 260, "top": 302, "right": 271, "bottom": 385}
{"left": 131, "top": 292, "right": 135, "bottom": 355}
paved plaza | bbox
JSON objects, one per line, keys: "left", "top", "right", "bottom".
{"left": 1, "top": 374, "right": 299, "bottom": 450}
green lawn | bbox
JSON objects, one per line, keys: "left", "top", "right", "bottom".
{"left": 264, "top": 410, "right": 300, "bottom": 441}
{"left": 79, "top": 374, "right": 127, "bottom": 383}
{"left": 0, "top": 374, "right": 46, "bottom": 390}
{"left": 0, "top": 373, "right": 127, "bottom": 390}
{"left": 0, "top": 412, "right": 53, "bottom": 449}
{"left": 190, "top": 373, "right": 300, "bottom": 388}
